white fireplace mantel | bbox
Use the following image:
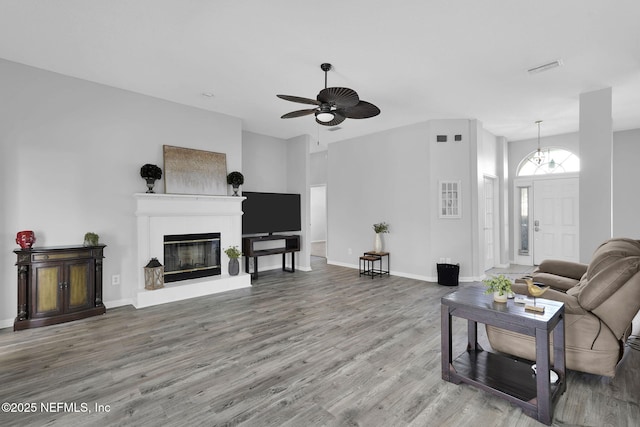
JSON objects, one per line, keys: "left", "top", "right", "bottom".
{"left": 134, "top": 193, "right": 250, "bottom": 308}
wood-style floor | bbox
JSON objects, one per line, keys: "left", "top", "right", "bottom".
{"left": 1, "top": 257, "right": 638, "bottom": 426}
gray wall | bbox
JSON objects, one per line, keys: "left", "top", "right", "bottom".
{"left": 242, "top": 130, "right": 288, "bottom": 192}
{"left": 613, "top": 128, "right": 640, "bottom": 238}
{"left": 241, "top": 131, "right": 311, "bottom": 272}
{"left": 310, "top": 151, "right": 328, "bottom": 186}
{"left": 0, "top": 59, "right": 242, "bottom": 327}
{"left": 327, "top": 119, "right": 504, "bottom": 281}
{"left": 579, "top": 88, "right": 613, "bottom": 261}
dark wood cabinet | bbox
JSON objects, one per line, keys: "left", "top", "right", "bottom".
{"left": 14, "top": 245, "right": 106, "bottom": 331}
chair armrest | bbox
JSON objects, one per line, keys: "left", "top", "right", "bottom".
{"left": 530, "top": 272, "right": 579, "bottom": 292}
{"left": 511, "top": 283, "right": 586, "bottom": 315}
{"left": 536, "top": 259, "right": 588, "bottom": 280}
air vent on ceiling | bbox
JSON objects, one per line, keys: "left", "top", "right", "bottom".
{"left": 527, "top": 59, "right": 563, "bottom": 74}
{"left": 327, "top": 126, "right": 342, "bottom": 132}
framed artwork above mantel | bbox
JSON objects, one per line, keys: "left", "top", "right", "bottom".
{"left": 163, "top": 145, "right": 227, "bottom": 196}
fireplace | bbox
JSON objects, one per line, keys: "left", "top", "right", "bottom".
{"left": 135, "top": 193, "right": 250, "bottom": 309}
{"left": 163, "top": 232, "right": 221, "bottom": 283}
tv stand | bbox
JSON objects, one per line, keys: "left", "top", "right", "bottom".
{"left": 242, "top": 234, "right": 301, "bottom": 280}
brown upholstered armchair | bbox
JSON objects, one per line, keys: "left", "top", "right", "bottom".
{"left": 486, "top": 238, "right": 640, "bottom": 377}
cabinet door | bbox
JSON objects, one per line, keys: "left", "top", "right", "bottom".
{"left": 65, "top": 260, "right": 94, "bottom": 313}
{"left": 31, "top": 264, "right": 64, "bottom": 318}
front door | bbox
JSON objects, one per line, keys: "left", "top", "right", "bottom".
{"left": 533, "top": 177, "right": 579, "bottom": 264}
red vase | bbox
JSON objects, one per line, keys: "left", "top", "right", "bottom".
{"left": 16, "top": 230, "right": 36, "bottom": 249}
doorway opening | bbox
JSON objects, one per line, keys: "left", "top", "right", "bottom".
{"left": 310, "top": 185, "right": 327, "bottom": 258}
{"left": 514, "top": 148, "right": 580, "bottom": 265}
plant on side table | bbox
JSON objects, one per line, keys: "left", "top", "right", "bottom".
{"left": 372, "top": 221, "right": 389, "bottom": 253}
{"left": 483, "top": 274, "right": 513, "bottom": 303}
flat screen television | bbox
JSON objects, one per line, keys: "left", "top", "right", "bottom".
{"left": 242, "top": 191, "right": 301, "bottom": 235}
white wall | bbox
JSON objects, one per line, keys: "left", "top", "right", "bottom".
{"left": 310, "top": 151, "right": 328, "bottom": 186}
{"left": 613, "top": 128, "right": 640, "bottom": 238}
{"left": 326, "top": 119, "right": 505, "bottom": 281}
{"left": 286, "top": 134, "right": 311, "bottom": 271}
{"left": 310, "top": 186, "right": 327, "bottom": 242}
{"left": 429, "top": 120, "right": 475, "bottom": 278}
{"left": 579, "top": 88, "right": 613, "bottom": 261}
{"left": 241, "top": 131, "right": 288, "bottom": 192}
{"left": 241, "top": 131, "right": 311, "bottom": 272}
{"left": 328, "top": 123, "right": 431, "bottom": 279}
{"left": 0, "top": 59, "right": 242, "bottom": 327}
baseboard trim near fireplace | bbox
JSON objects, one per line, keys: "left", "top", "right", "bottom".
{"left": 134, "top": 273, "right": 251, "bottom": 309}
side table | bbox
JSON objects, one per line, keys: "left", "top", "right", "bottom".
{"left": 441, "top": 286, "right": 566, "bottom": 425}
{"left": 360, "top": 251, "right": 390, "bottom": 278}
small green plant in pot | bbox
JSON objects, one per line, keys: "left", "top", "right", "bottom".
{"left": 224, "top": 246, "right": 242, "bottom": 276}
{"left": 224, "top": 246, "right": 242, "bottom": 259}
{"left": 483, "top": 274, "right": 513, "bottom": 303}
{"left": 83, "top": 232, "right": 99, "bottom": 246}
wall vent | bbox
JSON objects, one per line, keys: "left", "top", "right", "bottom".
{"left": 527, "top": 59, "right": 563, "bottom": 74}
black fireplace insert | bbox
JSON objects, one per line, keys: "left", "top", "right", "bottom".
{"left": 163, "top": 232, "right": 221, "bottom": 283}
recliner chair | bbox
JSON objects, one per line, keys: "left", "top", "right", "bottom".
{"left": 486, "top": 238, "right": 640, "bottom": 377}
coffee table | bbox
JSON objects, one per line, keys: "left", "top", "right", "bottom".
{"left": 441, "top": 286, "right": 566, "bottom": 425}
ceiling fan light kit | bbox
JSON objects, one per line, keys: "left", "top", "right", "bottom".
{"left": 277, "top": 63, "right": 380, "bottom": 127}
{"left": 316, "top": 111, "right": 335, "bottom": 122}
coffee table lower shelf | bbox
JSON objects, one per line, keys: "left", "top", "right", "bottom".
{"left": 450, "top": 349, "right": 564, "bottom": 418}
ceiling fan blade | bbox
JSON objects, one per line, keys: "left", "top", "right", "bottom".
{"left": 281, "top": 109, "right": 317, "bottom": 119}
{"left": 316, "top": 111, "right": 346, "bottom": 127}
{"left": 343, "top": 101, "right": 381, "bottom": 119}
{"left": 317, "top": 87, "right": 359, "bottom": 108}
{"left": 277, "top": 94, "right": 321, "bottom": 106}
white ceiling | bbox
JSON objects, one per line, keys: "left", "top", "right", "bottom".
{"left": 1, "top": 1, "right": 639, "bottom": 147}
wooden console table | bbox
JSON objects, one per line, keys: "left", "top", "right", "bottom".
{"left": 441, "top": 286, "right": 565, "bottom": 425}
{"left": 14, "top": 245, "right": 106, "bottom": 331}
{"left": 242, "top": 235, "right": 301, "bottom": 280}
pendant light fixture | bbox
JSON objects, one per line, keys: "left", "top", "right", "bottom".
{"left": 532, "top": 120, "right": 545, "bottom": 165}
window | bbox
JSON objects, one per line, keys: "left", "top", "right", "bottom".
{"left": 518, "top": 187, "right": 529, "bottom": 255}
{"left": 439, "top": 181, "right": 461, "bottom": 218}
{"left": 517, "top": 148, "right": 579, "bottom": 176}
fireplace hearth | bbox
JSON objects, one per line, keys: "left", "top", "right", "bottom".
{"left": 163, "top": 232, "right": 221, "bottom": 282}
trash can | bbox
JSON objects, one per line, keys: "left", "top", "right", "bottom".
{"left": 437, "top": 263, "right": 459, "bottom": 286}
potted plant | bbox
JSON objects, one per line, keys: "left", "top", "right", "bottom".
{"left": 83, "top": 232, "right": 99, "bottom": 246}
{"left": 372, "top": 221, "right": 389, "bottom": 253}
{"left": 227, "top": 171, "right": 244, "bottom": 196}
{"left": 224, "top": 246, "right": 242, "bottom": 276}
{"left": 483, "top": 274, "right": 513, "bottom": 303}
{"left": 140, "top": 164, "right": 162, "bottom": 193}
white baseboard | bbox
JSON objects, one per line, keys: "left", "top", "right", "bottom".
{"left": 327, "top": 259, "right": 479, "bottom": 283}
{"left": 0, "top": 317, "right": 14, "bottom": 330}
{"left": 104, "top": 298, "right": 134, "bottom": 309}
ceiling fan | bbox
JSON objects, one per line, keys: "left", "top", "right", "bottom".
{"left": 277, "top": 63, "right": 381, "bottom": 126}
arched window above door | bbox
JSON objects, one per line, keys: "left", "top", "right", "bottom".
{"left": 517, "top": 147, "right": 580, "bottom": 176}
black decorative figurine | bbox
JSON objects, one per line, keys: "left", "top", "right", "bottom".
{"left": 140, "top": 164, "right": 162, "bottom": 193}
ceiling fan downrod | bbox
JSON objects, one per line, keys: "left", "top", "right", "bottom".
{"left": 320, "top": 63, "right": 332, "bottom": 89}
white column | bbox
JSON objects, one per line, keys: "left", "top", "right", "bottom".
{"left": 579, "top": 88, "right": 613, "bottom": 262}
